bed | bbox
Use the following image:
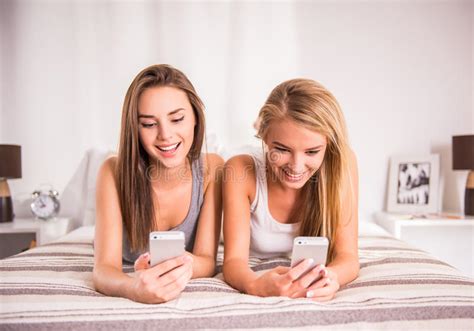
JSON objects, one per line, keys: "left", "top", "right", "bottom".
{"left": 1, "top": 223, "right": 473, "bottom": 330}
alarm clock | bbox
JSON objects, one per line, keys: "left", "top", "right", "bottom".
{"left": 30, "top": 190, "right": 60, "bottom": 220}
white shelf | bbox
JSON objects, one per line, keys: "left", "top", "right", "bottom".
{"left": 375, "top": 212, "right": 474, "bottom": 277}
{"left": 0, "top": 217, "right": 71, "bottom": 246}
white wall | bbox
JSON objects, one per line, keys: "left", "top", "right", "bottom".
{"left": 1, "top": 0, "right": 473, "bottom": 220}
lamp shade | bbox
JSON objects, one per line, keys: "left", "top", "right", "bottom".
{"left": 452, "top": 135, "right": 474, "bottom": 170}
{"left": 0, "top": 145, "right": 22, "bottom": 179}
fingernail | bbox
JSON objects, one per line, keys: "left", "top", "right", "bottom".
{"left": 143, "top": 252, "right": 149, "bottom": 258}
{"left": 308, "top": 258, "right": 314, "bottom": 265}
{"left": 306, "top": 291, "right": 314, "bottom": 298}
{"left": 327, "top": 278, "right": 331, "bottom": 284}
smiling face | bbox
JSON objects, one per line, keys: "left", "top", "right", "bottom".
{"left": 137, "top": 86, "right": 196, "bottom": 169}
{"left": 264, "top": 118, "right": 327, "bottom": 190}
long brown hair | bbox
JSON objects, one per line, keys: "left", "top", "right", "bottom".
{"left": 255, "top": 79, "right": 353, "bottom": 262}
{"left": 117, "top": 64, "right": 205, "bottom": 252}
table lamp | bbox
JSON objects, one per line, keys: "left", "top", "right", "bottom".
{"left": 452, "top": 135, "right": 474, "bottom": 216}
{"left": 0, "top": 145, "right": 22, "bottom": 222}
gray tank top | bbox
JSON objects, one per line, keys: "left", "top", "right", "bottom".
{"left": 122, "top": 156, "right": 204, "bottom": 263}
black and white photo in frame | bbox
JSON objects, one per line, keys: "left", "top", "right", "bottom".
{"left": 387, "top": 155, "right": 440, "bottom": 214}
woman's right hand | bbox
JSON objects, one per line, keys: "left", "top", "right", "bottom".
{"left": 248, "top": 259, "right": 326, "bottom": 298}
{"left": 130, "top": 253, "right": 193, "bottom": 304}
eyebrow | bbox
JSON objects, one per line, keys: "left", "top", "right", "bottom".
{"left": 272, "top": 141, "right": 324, "bottom": 151}
{"left": 138, "top": 108, "right": 185, "bottom": 119}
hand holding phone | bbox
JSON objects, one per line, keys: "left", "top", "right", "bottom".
{"left": 130, "top": 231, "right": 191, "bottom": 304}
{"left": 248, "top": 237, "right": 329, "bottom": 298}
{"left": 149, "top": 231, "right": 185, "bottom": 267}
{"left": 290, "top": 236, "right": 328, "bottom": 270}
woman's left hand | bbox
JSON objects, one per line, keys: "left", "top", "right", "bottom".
{"left": 304, "top": 267, "right": 340, "bottom": 301}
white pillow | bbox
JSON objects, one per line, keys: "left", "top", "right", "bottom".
{"left": 60, "top": 148, "right": 113, "bottom": 230}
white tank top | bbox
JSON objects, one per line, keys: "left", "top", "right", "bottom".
{"left": 249, "top": 152, "right": 301, "bottom": 258}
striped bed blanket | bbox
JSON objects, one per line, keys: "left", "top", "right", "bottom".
{"left": 1, "top": 226, "right": 473, "bottom": 330}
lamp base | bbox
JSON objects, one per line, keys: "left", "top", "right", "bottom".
{"left": 0, "top": 196, "right": 14, "bottom": 222}
{"left": 0, "top": 179, "right": 14, "bottom": 223}
{"left": 466, "top": 189, "right": 474, "bottom": 216}
{"left": 465, "top": 171, "right": 474, "bottom": 216}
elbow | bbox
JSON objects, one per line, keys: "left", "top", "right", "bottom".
{"left": 92, "top": 267, "right": 102, "bottom": 292}
{"left": 192, "top": 255, "right": 217, "bottom": 278}
{"left": 205, "top": 259, "right": 217, "bottom": 278}
{"left": 222, "top": 262, "right": 232, "bottom": 283}
{"left": 92, "top": 265, "right": 112, "bottom": 295}
{"left": 222, "top": 259, "right": 239, "bottom": 284}
{"left": 349, "top": 259, "right": 360, "bottom": 282}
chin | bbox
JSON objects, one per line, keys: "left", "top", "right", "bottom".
{"left": 147, "top": 152, "right": 185, "bottom": 170}
{"left": 281, "top": 180, "right": 307, "bottom": 190}
{"left": 156, "top": 155, "right": 187, "bottom": 169}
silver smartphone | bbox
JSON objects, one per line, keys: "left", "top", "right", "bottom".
{"left": 290, "top": 236, "right": 329, "bottom": 270}
{"left": 149, "top": 231, "right": 185, "bottom": 267}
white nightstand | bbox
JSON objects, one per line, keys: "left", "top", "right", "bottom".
{"left": 374, "top": 212, "right": 474, "bottom": 277}
{"left": 0, "top": 217, "right": 71, "bottom": 259}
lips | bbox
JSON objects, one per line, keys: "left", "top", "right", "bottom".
{"left": 155, "top": 142, "right": 181, "bottom": 158}
{"left": 282, "top": 168, "right": 306, "bottom": 181}
{"left": 157, "top": 142, "right": 180, "bottom": 152}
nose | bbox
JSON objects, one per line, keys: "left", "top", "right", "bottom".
{"left": 157, "top": 122, "right": 172, "bottom": 141}
{"left": 288, "top": 152, "right": 305, "bottom": 173}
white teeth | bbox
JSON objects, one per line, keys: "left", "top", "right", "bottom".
{"left": 283, "top": 169, "right": 304, "bottom": 179}
{"left": 158, "top": 143, "right": 179, "bottom": 151}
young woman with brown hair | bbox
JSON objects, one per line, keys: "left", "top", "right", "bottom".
{"left": 93, "top": 64, "right": 223, "bottom": 304}
{"left": 223, "top": 78, "right": 359, "bottom": 301}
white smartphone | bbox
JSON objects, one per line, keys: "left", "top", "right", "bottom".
{"left": 290, "top": 236, "right": 329, "bottom": 270}
{"left": 149, "top": 231, "right": 185, "bottom": 267}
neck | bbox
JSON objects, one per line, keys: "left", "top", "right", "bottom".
{"left": 148, "top": 159, "right": 192, "bottom": 189}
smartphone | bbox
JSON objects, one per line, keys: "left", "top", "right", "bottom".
{"left": 290, "top": 236, "right": 329, "bottom": 270}
{"left": 149, "top": 231, "right": 185, "bottom": 267}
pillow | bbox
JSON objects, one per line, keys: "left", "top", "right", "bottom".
{"left": 60, "top": 148, "right": 113, "bottom": 230}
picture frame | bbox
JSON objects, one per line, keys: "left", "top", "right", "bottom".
{"left": 387, "top": 154, "right": 440, "bottom": 214}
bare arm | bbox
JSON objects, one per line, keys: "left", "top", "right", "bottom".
{"left": 328, "top": 149, "right": 360, "bottom": 285}
{"left": 222, "top": 155, "right": 259, "bottom": 293}
{"left": 93, "top": 157, "right": 134, "bottom": 298}
{"left": 189, "top": 153, "right": 224, "bottom": 278}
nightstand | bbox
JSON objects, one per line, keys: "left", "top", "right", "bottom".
{"left": 374, "top": 212, "right": 474, "bottom": 277}
{"left": 0, "top": 217, "right": 71, "bottom": 259}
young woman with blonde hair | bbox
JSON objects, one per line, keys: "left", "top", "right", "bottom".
{"left": 93, "top": 64, "right": 223, "bottom": 304}
{"left": 223, "top": 78, "right": 359, "bottom": 301}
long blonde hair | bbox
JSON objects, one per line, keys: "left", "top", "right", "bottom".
{"left": 256, "top": 79, "right": 352, "bottom": 262}
{"left": 117, "top": 64, "right": 205, "bottom": 252}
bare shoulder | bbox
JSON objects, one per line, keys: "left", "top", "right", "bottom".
{"left": 97, "top": 155, "right": 118, "bottom": 184}
{"left": 347, "top": 148, "right": 359, "bottom": 176}
{"left": 201, "top": 153, "right": 224, "bottom": 191}
{"left": 223, "top": 154, "right": 256, "bottom": 209}
{"left": 202, "top": 153, "right": 224, "bottom": 171}
{"left": 224, "top": 154, "right": 256, "bottom": 188}
{"left": 224, "top": 154, "right": 254, "bottom": 170}
{"left": 348, "top": 148, "right": 358, "bottom": 164}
